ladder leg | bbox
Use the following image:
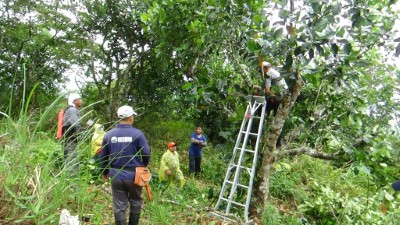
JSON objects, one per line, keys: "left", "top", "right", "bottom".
{"left": 214, "top": 96, "right": 267, "bottom": 224}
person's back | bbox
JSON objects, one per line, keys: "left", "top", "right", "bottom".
{"left": 102, "top": 124, "right": 150, "bottom": 176}
{"left": 100, "top": 105, "right": 150, "bottom": 225}
{"left": 62, "top": 93, "right": 83, "bottom": 171}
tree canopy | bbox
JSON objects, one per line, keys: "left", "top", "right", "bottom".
{"left": 0, "top": 0, "right": 399, "bottom": 223}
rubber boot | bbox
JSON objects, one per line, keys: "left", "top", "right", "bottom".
{"left": 114, "top": 211, "right": 126, "bottom": 225}
{"left": 115, "top": 219, "right": 126, "bottom": 225}
{"left": 128, "top": 213, "right": 140, "bottom": 225}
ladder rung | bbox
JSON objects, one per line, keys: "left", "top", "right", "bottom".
{"left": 225, "top": 181, "right": 250, "bottom": 189}
{"left": 220, "top": 197, "right": 246, "bottom": 207}
{"left": 251, "top": 96, "right": 265, "bottom": 103}
{"left": 234, "top": 147, "right": 255, "bottom": 153}
{"left": 244, "top": 148, "right": 255, "bottom": 153}
{"left": 229, "top": 164, "right": 252, "bottom": 171}
{"left": 239, "top": 131, "right": 258, "bottom": 136}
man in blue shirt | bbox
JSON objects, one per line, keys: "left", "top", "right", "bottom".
{"left": 100, "top": 105, "right": 151, "bottom": 225}
{"left": 189, "top": 126, "right": 207, "bottom": 177}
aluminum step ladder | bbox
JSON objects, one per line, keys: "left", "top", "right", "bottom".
{"left": 212, "top": 95, "right": 267, "bottom": 223}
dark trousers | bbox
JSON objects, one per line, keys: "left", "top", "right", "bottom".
{"left": 63, "top": 140, "right": 79, "bottom": 172}
{"left": 111, "top": 179, "right": 143, "bottom": 225}
{"left": 266, "top": 95, "right": 285, "bottom": 146}
{"left": 189, "top": 155, "right": 202, "bottom": 175}
{"left": 266, "top": 96, "right": 281, "bottom": 117}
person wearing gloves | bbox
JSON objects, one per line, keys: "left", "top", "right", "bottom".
{"left": 159, "top": 141, "right": 185, "bottom": 188}
{"left": 90, "top": 123, "right": 105, "bottom": 161}
{"left": 62, "top": 93, "right": 83, "bottom": 171}
{"left": 189, "top": 126, "right": 207, "bottom": 177}
{"left": 100, "top": 105, "right": 151, "bottom": 225}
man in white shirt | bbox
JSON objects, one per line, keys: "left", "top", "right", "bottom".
{"left": 261, "top": 61, "right": 288, "bottom": 116}
{"left": 261, "top": 62, "right": 289, "bottom": 147}
{"left": 262, "top": 61, "right": 288, "bottom": 97}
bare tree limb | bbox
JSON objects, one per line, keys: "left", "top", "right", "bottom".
{"left": 275, "top": 146, "right": 338, "bottom": 160}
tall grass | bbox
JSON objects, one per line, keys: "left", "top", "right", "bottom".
{"left": 2, "top": 72, "right": 398, "bottom": 224}
{"left": 0, "top": 85, "right": 228, "bottom": 224}
{"left": 0, "top": 77, "right": 106, "bottom": 224}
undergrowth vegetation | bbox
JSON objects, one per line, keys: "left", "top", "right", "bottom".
{"left": 0, "top": 106, "right": 399, "bottom": 224}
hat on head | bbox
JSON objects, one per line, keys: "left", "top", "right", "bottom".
{"left": 68, "top": 93, "right": 81, "bottom": 106}
{"left": 117, "top": 105, "right": 137, "bottom": 119}
{"left": 262, "top": 61, "right": 271, "bottom": 67}
{"left": 167, "top": 142, "right": 176, "bottom": 148}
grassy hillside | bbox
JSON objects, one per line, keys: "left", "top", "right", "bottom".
{"left": 0, "top": 113, "right": 399, "bottom": 224}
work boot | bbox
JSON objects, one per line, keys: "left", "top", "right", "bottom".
{"left": 128, "top": 213, "right": 140, "bottom": 225}
{"left": 115, "top": 219, "right": 126, "bottom": 225}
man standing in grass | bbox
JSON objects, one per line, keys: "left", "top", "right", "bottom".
{"left": 100, "top": 105, "right": 151, "bottom": 225}
{"left": 62, "top": 93, "right": 83, "bottom": 171}
{"left": 189, "top": 126, "right": 207, "bottom": 177}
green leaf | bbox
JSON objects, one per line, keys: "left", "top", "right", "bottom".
{"left": 356, "top": 117, "right": 363, "bottom": 128}
{"left": 311, "top": 3, "right": 321, "bottom": 14}
{"left": 350, "top": 8, "right": 361, "bottom": 24}
{"left": 385, "top": 192, "right": 395, "bottom": 201}
{"left": 373, "top": 125, "right": 379, "bottom": 134}
{"left": 273, "top": 28, "right": 284, "bottom": 38}
{"left": 332, "top": 3, "right": 341, "bottom": 15}
{"left": 140, "top": 13, "right": 149, "bottom": 22}
{"left": 198, "top": 77, "right": 209, "bottom": 84}
{"left": 358, "top": 165, "right": 370, "bottom": 175}
{"left": 344, "top": 43, "right": 352, "bottom": 55}
{"left": 252, "top": 15, "right": 262, "bottom": 23}
{"left": 283, "top": 52, "right": 293, "bottom": 69}
{"left": 246, "top": 40, "right": 261, "bottom": 53}
{"left": 279, "top": 0, "right": 288, "bottom": 6}
{"left": 182, "top": 82, "right": 192, "bottom": 91}
{"left": 316, "top": 19, "right": 328, "bottom": 31}
{"left": 281, "top": 162, "right": 291, "bottom": 170}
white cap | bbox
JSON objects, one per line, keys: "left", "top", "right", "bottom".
{"left": 68, "top": 93, "right": 81, "bottom": 106}
{"left": 262, "top": 61, "right": 271, "bottom": 67}
{"left": 117, "top": 105, "right": 137, "bottom": 119}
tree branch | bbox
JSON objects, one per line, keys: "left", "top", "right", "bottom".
{"left": 275, "top": 146, "right": 338, "bottom": 160}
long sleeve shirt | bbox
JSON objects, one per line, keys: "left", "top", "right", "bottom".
{"left": 100, "top": 124, "right": 151, "bottom": 180}
{"left": 189, "top": 132, "right": 207, "bottom": 156}
{"left": 62, "top": 106, "right": 81, "bottom": 141}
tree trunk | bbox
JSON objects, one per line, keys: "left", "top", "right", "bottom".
{"left": 251, "top": 73, "right": 304, "bottom": 222}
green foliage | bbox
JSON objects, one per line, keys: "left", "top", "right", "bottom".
{"left": 270, "top": 161, "right": 305, "bottom": 201}
{"left": 268, "top": 155, "right": 400, "bottom": 224}
{"left": 262, "top": 203, "right": 302, "bottom": 225}
{"left": 135, "top": 112, "right": 195, "bottom": 149}
{"left": 1, "top": 0, "right": 400, "bottom": 224}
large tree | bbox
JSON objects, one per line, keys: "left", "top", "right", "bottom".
{"left": 0, "top": 0, "right": 85, "bottom": 116}
{"left": 0, "top": 0, "right": 399, "bottom": 223}
{"left": 138, "top": 0, "right": 400, "bottom": 222}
